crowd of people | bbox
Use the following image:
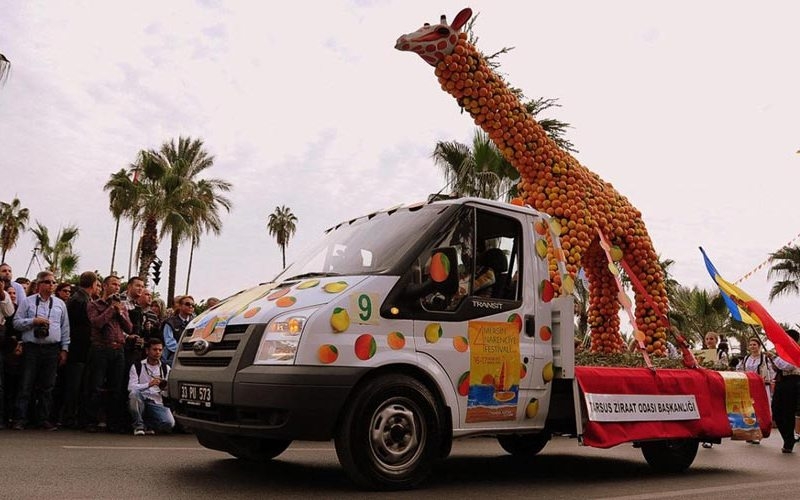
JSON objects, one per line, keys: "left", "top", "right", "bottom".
{"left": 0, "top": 262, "right": 211, "bottom": 436}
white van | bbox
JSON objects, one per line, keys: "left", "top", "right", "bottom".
{"left": 169, "top": 196, "right": 742, "bottom": 490}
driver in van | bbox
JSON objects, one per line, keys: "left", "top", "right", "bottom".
{"left": 451, "top": 248, "right": 497, "bottom": 305}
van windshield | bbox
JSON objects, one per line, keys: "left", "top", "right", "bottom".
{"left": 274, "top": 204, "right": 448, "bottom": 281}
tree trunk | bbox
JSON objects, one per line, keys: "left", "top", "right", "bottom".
{"left": 185, "top": 239, "right": 195, "bottom": 295}
{"left": 128, "top": 221, "right": 136, "bottom": 279}
{"left": 281, "top": 243, "right": 286, "bottom": 269}
{"left": 138, "top": 216, "right": 158, "bottom": 286}
{"left": 168, "top": 231, "right": 179, "bottom": 308}
{"left": 110, "top": 217, "right": 120, "bottom": 275}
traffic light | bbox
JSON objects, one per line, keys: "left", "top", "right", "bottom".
{"left": 151, "top": 257, "right": 162, "bottom": 285}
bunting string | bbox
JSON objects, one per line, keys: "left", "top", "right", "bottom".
{"left": 734, "top": 230, "right": 800, "bottom": 284}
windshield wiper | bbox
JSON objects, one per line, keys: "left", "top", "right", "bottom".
{"left": 283, "top": 272, "right": 342, "bottom": 281}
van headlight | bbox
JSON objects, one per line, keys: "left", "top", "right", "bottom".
{"left": 254, "top": 309, "right": 315, "bottom": 364}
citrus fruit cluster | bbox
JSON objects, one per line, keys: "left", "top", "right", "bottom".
{"left": 433, "top": 34, "right": 668, "bottom": 355}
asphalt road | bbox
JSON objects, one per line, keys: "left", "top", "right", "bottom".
{"left": 1, "top": 430, "right": 798, "bottom": 499}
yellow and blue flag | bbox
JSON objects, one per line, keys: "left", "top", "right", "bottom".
{"left": 700, "top": 247, "right": 800, "bottom": 367}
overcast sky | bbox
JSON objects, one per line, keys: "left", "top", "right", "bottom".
{"left": 1, "top": 0, "right": 798, "bottom": 327}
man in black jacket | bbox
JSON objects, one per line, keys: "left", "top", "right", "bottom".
{"left": 61, "top": 271, "right": 100, "bottom": 429}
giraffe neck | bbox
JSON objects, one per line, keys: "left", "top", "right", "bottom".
{"left": 437, "top": 39, "right": 567, "bottom": 190}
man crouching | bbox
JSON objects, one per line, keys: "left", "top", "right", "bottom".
{"left": 128, "top": 338, "right": 174, "bottom": 435}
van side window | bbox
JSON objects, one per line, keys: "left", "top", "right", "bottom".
{"left": 417, "top": 207, "right": 522, "bottom": 312}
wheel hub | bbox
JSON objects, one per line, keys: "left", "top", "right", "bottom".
{"left": 369, "top": 401, "right": 424, "bottom": 471}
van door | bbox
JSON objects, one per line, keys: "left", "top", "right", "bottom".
{"left": 410, "top": 204, "right": 539, "bottom": 430}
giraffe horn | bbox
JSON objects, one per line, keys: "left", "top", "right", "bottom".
{"left": 440, "top": 14, "right": 447, "bottom": 25}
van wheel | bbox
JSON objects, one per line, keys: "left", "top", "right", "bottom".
{"left": 640, "top": 439, "right": 698, "bottom": 472}
{"left": 335, "top": 374, "right": 442, "bottom": 490}
{"left": 497, "top": 431, "right": 551, "bottom": 456}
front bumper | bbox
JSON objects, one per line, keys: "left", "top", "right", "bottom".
{"left": 170, "top": 365, "right": 368, "bottom": 441}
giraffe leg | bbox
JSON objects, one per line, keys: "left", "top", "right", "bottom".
{"left": 622, "top": 235, "right": 668, "bottom": 356}
{"left": 584, "top": 239, "right": 623, "bottom": 354}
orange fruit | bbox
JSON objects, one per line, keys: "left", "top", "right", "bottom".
{"left": 354, "top": 334, "right": 377, "bottom": 361}
{"left": 267, "top": 288, "right": 290, "bottom": 301}
{"left": 429, "top": 252, "right": 450, "bottom": 283}
{"left": 275, "top": 296, "right": 296, "bottom": 308}
{"left": 243, "top": 307, "right": 260, "bottom": 319}
{"left": 387, "top": 331, "right": 406, "bottom": 350}
{"left": 318, "top": 345, "right": 338, "bottom": 364}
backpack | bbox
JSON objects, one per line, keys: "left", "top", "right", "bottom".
{"left": 134, "top": 359, "right": 168, "bottom": 380}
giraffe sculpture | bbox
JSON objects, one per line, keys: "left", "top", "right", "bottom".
{"left": 396, "top": 8, "right": 669, "bottom": 355}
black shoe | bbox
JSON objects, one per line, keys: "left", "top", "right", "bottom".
{"left": 701, "top": 442, "right": 713, "bottom": 449}
{"left": 782, "top": 448, "right": 793, "bottom": 454}
{"left": 11, "top": 422, "right": 24, "bottom": 431}
{"left": 85, "top": 424, "right": 100, "bottom": 433}
{"left": 41, "top": 421, "right": 58, "bottom": 431}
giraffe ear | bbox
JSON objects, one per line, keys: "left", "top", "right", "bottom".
{"left": 451, "top": 8, "right": 472, "bottom": 31}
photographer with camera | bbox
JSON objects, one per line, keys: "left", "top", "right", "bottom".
{"left": 10, "top": 271, "right": 70, "bottom": 430}
{"left": 86, "top": 275, "right": 132, "bottom": 433}
{"left": 127, "top": 337, "right": 174, "bottom": 435}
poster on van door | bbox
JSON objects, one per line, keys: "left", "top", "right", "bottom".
{"left": 466, "top": 320, "right": 520, "bottom": 423}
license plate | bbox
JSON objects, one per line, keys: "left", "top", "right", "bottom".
{"left": 179, "top": 382, "right": 213, "bottom": 407}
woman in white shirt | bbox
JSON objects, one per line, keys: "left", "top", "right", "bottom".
{"left": 737, "top": 336, "right": 777, "bottom": 445}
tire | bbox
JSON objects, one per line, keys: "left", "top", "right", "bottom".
{"left": 640, "top": 439, "right": 698, "bottom": 472}
{"left": 335, "top": 374, "right": 443, "bottom": 490}
{"left": 196, "top": 432, "right": 291, "bottom": 462}
{"left": 497, "top": 431, "right": 551, "bottom": 456}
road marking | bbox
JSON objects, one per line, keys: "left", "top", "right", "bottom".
{"left": 62, "top": 446, "right": 334, "bottom": 452}
{"left": 63, "top": 446, "right": 213, "bottom": 451}
{"left": 597, "top": 478, "right": 800, "bottom": 499}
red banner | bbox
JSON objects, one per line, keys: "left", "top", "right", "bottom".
{"left": 575, "top": 367, "right": 771, "bottom": 448}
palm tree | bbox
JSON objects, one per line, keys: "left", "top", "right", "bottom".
{"left": 30, "top": 221, "right": 80, "bottom": 282}
{"left": 573, "top": 271, "right": 589, "bottom": 342}
{"left": 152, "top": 137, "right": 231, "bottom": 305}
{"left": 666, "top": 285, "right": 749, "bottom": 347}
{"left": 117, "top": 140, "right": 231, "bottom": 305}
{"left": 432, "top": 130, "right": 519, "bottom": 200}
{"left": 267, "top": 205, "right": 298, "bottom": 269}
{"left": 184, "top": 178, "right": 232, "bottom": 293}
{"left": 121, "top": 149, "right": 168, "bottom": 286}
{"left": 0, "top": 197, "right": 30, "bottom": 262}
{"left": 103, "top": 168, "right": 139, "bottom": 275}
{"left": 767, "top": 245, "right": 800, "bottom": 301}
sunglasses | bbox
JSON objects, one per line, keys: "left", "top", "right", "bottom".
{"left": 182, "top": 302, "right": 195, "bottom": 307}
{"left": 39, "top": 280, "right": 55, "bottom": 285}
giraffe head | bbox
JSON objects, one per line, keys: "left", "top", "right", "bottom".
{"left": 395, "top": 8, "right": 472, "bottom": 66}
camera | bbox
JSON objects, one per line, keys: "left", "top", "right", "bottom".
{"left": 158, "top": 379, "right": 169, "bottom": 390}
{"left": 109, "top": 293, "right": 121, "bottom": 302}
{"left": 34, "top": 324, "right": 49, "bottom": 339}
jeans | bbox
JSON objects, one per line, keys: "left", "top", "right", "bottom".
{"left": 14, "top": 343, "right": 60, "bottom": 425}
{"left": 86, "top": 347, "right": 126, "bottom": 428}
{"left": 60, "top": 361, "right": 87, "bottom": 427}
{"left": 128, "top": 390, "right": 175, "bottom": 432}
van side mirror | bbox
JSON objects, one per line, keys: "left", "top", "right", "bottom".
{"left": 403, "top": 246, "right": 460, "bottom": 299}
{"left": 428, "top": 247, "right": 459, "bottom": 296}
